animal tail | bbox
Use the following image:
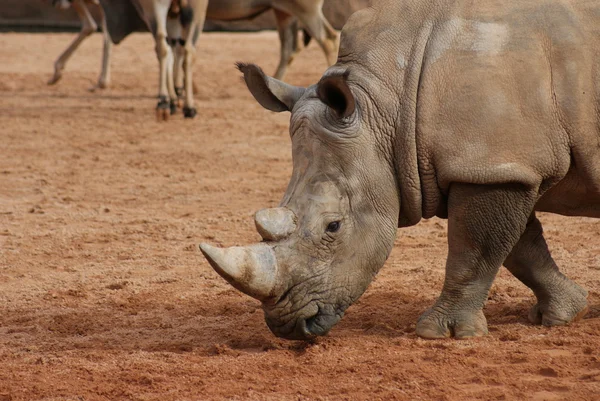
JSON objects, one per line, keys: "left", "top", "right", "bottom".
{"left": 303, "top": 29, "right": 312, "bottom": 47}
{"left": 179, "top": 0, "right": 194, "bottom": 27}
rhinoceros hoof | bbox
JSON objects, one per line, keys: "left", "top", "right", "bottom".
{"left": 416, "top": 306, "right": 488, "bottom": 339}
{"left": 183, "top": 107, "right": 197, "bottom": 119}
{"left": 528, "top": 285, "right": 589, "bottom": 326}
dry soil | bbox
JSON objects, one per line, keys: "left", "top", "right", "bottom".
{"left": 0, "top": 32, "right": 599, "bottom": 401}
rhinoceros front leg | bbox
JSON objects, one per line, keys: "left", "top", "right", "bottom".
{"left": 416, "top": 183, "right": 537, "bottom": 339}
{"left": 503, "top": 215, "right": 588, "bottom": 326}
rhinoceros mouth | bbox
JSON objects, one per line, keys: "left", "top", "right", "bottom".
{"left": 266, "top": 306, "right": 344, "bottom": 340}
{"left": 305, "top": 310, "right": 343, "bottom": 336}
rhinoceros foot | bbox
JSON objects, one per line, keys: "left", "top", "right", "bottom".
{"left": 416, "top": 306, "right": 488, "bottom": 339}
{"left": 528, "top": 281, "right": 589, "bottom": 326}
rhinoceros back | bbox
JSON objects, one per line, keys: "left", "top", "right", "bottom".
{"left": 343, "top": 0, "right": 600, "bottom": 217}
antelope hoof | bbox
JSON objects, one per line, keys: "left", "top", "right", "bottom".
{"left": 88, "top": 82, "right": 108, "bottom": 93}
{"left": 47, "top": 73, "right": 62, "bottom": 86}
{"left": 183, "top": 107, "right": 197, "bottom": 119}
{"left": 156, "top": 97, "right": 170, "bottom": 121}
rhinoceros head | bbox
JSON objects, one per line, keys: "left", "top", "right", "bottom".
{"left": 200, "top": 63, "right": 400, "bottom": 340}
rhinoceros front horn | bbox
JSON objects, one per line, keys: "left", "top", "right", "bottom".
{"left": 199, "top": 243, "right": 279, "bottom": 301}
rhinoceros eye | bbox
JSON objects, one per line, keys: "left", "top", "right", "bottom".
{"left": 326, "top": 221, "right": 341, "bottom": 233}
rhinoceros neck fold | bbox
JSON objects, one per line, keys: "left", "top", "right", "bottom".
{"left": 393, "top": 22, "right": 434, "bottom": 227}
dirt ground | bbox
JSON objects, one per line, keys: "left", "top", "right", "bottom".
{"left": 0, "top": 32, "right": 599, "bottom": 401}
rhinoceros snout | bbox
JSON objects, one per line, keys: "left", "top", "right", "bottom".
{"left": 266, "top": 314, "right": 317, "bottom": 341}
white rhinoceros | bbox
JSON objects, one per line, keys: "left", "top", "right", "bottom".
{"left": 201, "top": 0, "right": 598, "bottom": 340}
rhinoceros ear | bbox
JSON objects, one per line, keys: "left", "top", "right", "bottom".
{"left": 317, "top": 70, "right": 356, "bottom": 119}
{"left": 236, "top": 62, "right": 306, "bottom": 112}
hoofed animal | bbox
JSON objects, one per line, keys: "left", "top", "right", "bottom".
{"left": 99, "top": 0, "right": 338, "bottom": 119}
{"left": 47, "top": 0, "right": 114, "bottom": 90}
{"left": 47, "top": 0, "right": 334, "bottom": 104}
{"left": 203, "top": 0, "right": 337, "bottom": 80}
{"left": 200, "top": 0, "right": 599, "bottom": 340}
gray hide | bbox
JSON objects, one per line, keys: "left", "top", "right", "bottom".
{"left": 202, "top": 0, "right": 598, "bottom": 340}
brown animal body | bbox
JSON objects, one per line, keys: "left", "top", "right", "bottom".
{"left": 99, "top": 0, "right": 338, "bottom": 119}
{"left": 48, "top": 0, "right": 338, "bottom": 112}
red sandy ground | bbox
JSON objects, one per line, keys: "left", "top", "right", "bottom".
{"left": 0, "top": 32, "right": 599, "bottom": 401}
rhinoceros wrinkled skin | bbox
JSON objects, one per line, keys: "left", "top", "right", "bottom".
{"left": 201, "top": 0, "right": 599, "bottom": 340}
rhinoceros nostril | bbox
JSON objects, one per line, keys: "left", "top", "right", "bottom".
{"left": 305, "top": 313, "right": 319, "bottom": 330}
{"left": 297, "top": 315, "right": 319, "bottom": 340}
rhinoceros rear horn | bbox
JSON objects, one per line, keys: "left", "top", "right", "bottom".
{"left": 236, "top": 62, "right": 306, "bottom": 112}
{"left": 199, "top": 243, "right": 280, "bottom": 301}
{"left": 317, "top": 70, "right": 355, "bottom": 118}
{"left": 255, "top": 207, "right": 297, "bottom": 241}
